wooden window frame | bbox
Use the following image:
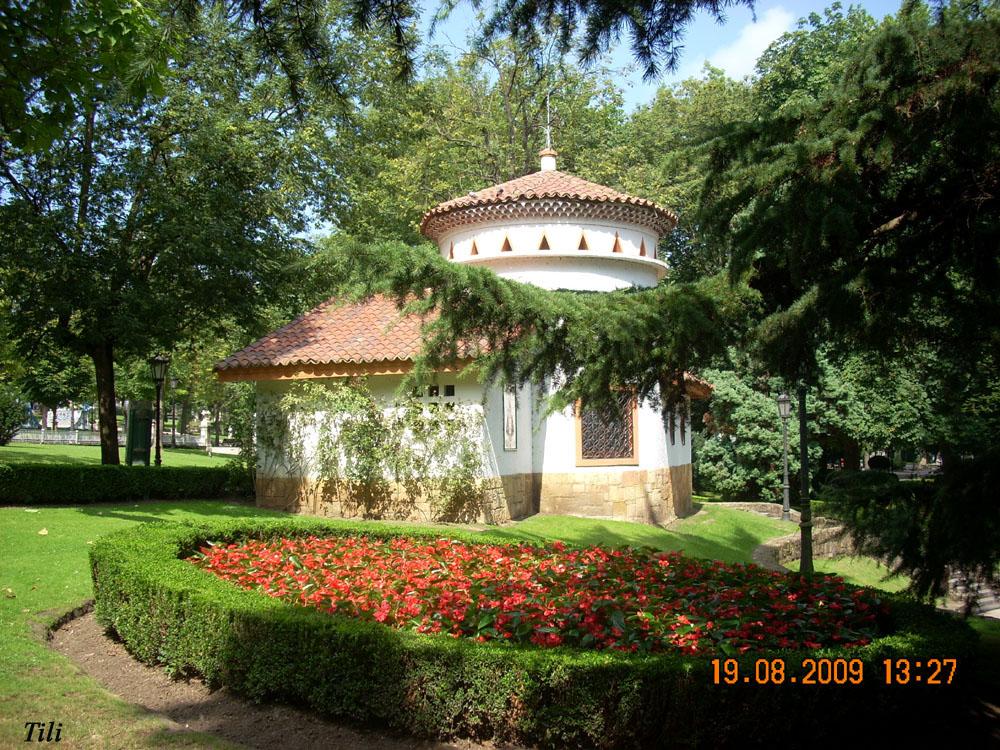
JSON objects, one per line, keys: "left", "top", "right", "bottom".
{"left": 574, "top": 394, "right": 639, "bottom": 467}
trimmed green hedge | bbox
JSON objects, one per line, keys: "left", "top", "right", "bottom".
{"left": 91, "top": 519, "right": 980, "bottom": 747}
{"left": 0, "top": 463, "right": 250, "bottom": 504}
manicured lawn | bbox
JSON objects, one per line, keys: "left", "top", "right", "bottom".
{"left": 0, "top": 500, "right": 283, "bottom": 747}
{"left": 2, "top": 499, "right": 991, "bottom": 747}
{"left": 787, "top": 555, "right": 911, "bottom": 593}
{"left": 0, "top": 500, "right": 795, "bottom": 745}
{"left": 493, "top": 504, "right": 795, "bottom": 563}
{"left": 0, "top": 443, "right": 230, "bottom": 467}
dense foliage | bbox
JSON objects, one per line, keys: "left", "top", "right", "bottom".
{"left": 0, "top": 383, "right": 23, "bottom": 445}
{"left": 92, "top": 518, "right": 978, "bottom": 747}
{"left": 699, "top": 1, "right": 999, "bottom": 430}
{"left": 695, "top": 369, "right": 809, "bottom": 501}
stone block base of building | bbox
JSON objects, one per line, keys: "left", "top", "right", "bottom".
{"left": 256, "top": 464, "right": 692, "bottom": 526}
{"left": 536, "top": 465, "right": 692, "bottom": 524}
{"left": 255, "top": 475, "right": 531, "bottom": 525}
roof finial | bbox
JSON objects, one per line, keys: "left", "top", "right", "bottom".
{"left": 538, "top": 91, "right": 556, "bottom": 172}
{"left": 539, "top": 90, "right": 557, "bottom": 171}
{"left": 546, "top": 91, "right": 552, "bottom": 150}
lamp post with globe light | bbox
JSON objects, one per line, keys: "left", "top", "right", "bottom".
{"left": 149, "top": 355, "right": 170, "bottom": 467}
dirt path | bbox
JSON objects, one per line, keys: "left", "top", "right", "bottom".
{"left": 50, "top": 611, "right": 504, "bottom": 750}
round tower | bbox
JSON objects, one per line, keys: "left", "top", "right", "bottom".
{"left": 419, "top": 155, "right": 698, "bottom": 524}
{"left": 420, "top": 150, "right": 676, "bottom": 291}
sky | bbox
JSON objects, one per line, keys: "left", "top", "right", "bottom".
{"left": 422, "top": 0, "right": 904, "bottom": 110}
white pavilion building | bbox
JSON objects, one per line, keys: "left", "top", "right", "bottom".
{"left": 216, "top": 149, "right": 711, "bottom": 524}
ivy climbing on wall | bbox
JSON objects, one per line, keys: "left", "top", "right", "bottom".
{"left": 254, "top": 380, "right": 499, "bottom": 522}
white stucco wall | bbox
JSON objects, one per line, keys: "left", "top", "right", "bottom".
{"left": 437, "top": 218, "right": 667, "bottom": 291}
{"left": 256, "top": 376, "right": 537, "bottom": 481}
{"left": 482, "top": 381, "right": 534, "bottom": 476}
{"left": 465, "top": 253, "right": 665, "bottom": 291}
{"left": 256, "top": 375, "right": 687, "bottom": 481}
{"left": 530, "top": 392, "right": 685, "bottom": 474}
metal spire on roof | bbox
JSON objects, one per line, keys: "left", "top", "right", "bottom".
{"left": 539, "top": 90, "right": 557, "bottom": 171}
{"left": 545, "top": 91, "right": 552, "bottom": 150}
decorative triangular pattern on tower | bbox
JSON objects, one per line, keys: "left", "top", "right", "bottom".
{"left": 639, "top": 238, "right": 646, "bottom": 257}
{"left": 470, "top": 239, "right": 478, "bottom": 256}
{"left": 612, "top": 232, "right": 623, "bottom": 253}
{"left": 539, "top": 233, "right": 550, "bottom": 250}
{"left": 578, "top": 233, "right": 588, "bottom": 250}
{"left": 501, "top": 235, "right": 513, "bottom": 252}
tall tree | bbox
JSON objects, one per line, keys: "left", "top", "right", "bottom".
{"left": 0, "top": 10, "right": 353, "bottom": 462}
{"left": 698, "top": 0, "right": 999, "bottom": 455}
{"left": 328, "top": 37, "right": 629, "bottom": 243}
{"left": 0, "top": 0, "right": 417, "bottom": 150}
{"left": 618, "top": 67, "right": 753, "bottom": 281}
{"left": 753, "top": 2, "right": 876, "bottom": 110}
{"left": 697, "top": 0, "right": 999, "bottom": 593}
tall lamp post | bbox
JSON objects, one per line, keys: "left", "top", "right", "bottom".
{"left": 149, "top": 354, "right": 170, "bottom": 467}
{"left": 777, "top": 392, "right": 792, "bottom": 521}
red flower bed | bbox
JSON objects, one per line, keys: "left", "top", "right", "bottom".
{"left": 188, "top": 535, "right": 885, "bottom": 655}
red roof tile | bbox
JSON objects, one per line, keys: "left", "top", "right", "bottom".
{"left": 215, "top": 295, "right": 712, "bottom": 399}
{"left": 214, "top": 295, "right": 427, "bottom": 372}
{"left": 419, "top": 169, "right": 676, "bottom": 236}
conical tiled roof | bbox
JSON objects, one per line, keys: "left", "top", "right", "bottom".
{"left": 420, "top": 169, "right": 676, "bottom": 240}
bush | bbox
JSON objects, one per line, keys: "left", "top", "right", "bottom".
{"left": 0, "top": 463, "right": 251, "bottom": 504}
{"left": 0, "top": 383, "right": 24, "bottom": 446}
{"left": 867, "top": 454, "right": 893, "bottom": 471}
{"left": 91, "top": 519, "right": 979, "bottom": 748}
{"left": 826, "top": 454, "right": 1000, "bottom": 614}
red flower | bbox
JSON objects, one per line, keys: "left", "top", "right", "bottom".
{"left": 187, "top": 534, "right": 886, "bottom": 656}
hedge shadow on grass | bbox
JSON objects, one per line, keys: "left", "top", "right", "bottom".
{"left": 90, "top": 518, "right": 981, "bottom": 748}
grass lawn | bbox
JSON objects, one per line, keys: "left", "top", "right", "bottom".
{"left": 2, "top": 499, "right": 991, "bottom": 747}
{"left": 0, "top": 443, "right": 230, "bottom": 467}
{"left": 787, "top": 555, "right": 911, "bottom": 593}
{"left": 494, "top": 503, "right": 795, "bottom": 563}
{"left": 0, "top": 500, "right": 283, "bottom": 747}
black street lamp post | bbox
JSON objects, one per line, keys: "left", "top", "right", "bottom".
{"left": 798, "top": 383, "right": 813, "bottom": 576}
{"left": 777, "top": 392, "right": 792, "bottom": 521}
{"left": 149, "top": 355, "right": 170, "bottom": 467}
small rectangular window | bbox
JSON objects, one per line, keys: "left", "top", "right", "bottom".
{"left": 444, "top": 385, "right": 455, "bottom": 397}
{"left": 576, "top": 392, "right": 638, "bottom": 466}
{"left": 427, "top": 385, "right": 439, "bottom": 398}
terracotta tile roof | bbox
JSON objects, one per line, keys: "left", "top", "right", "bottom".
{"left": 683, "top": 372, "right": 714, "bottom": 400}
{"left": 216, "top": 294, "right": 713, "bottom": 400}
{"left": 214, "top": 295, "right": 427, "bottom": 372}
{"left": 419, "top": 169, "right": 676, "bottom": 236}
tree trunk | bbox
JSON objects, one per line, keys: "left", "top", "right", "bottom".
{"left": 91, "top": 341, "right": 120, "bottom": 465}
{"left": 843, "top": 440, "right": 862, "bottom": 471}
{"left": 798, "top": 383, "right": 813, "bottom": 577}
{"left": 180, "top": 398, "right": 191, "bottom": 437}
